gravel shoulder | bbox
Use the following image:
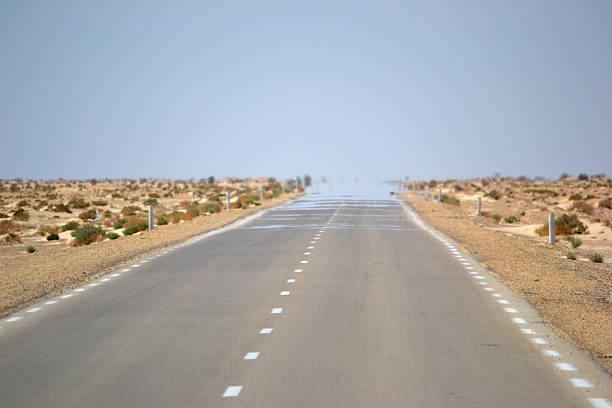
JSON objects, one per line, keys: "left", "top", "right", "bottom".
{"left": 0, "top": 195, "right": 297, "bottom": 319}
{"left": 403, "top": 194, "right": 612, "bottom": 373}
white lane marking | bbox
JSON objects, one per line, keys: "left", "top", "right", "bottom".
{"left": 88, "top": 283, "right": 99, "bottom": 287}
{"left": 569, "top": 378, "right": 593, "bottom": 388}
{"left": 461, "top": 262, "right": 470, "bottom": 265}
{"left": 555, "top": 363, "right": 577, "bottom": 371}
{"left": 307, "top": 246, "right": 314, "bottom": 249}
{"left": 512, "top": 318, "right": 527, "bottom": 324}
{"left": 474, "top": 276, "right": 485, "bottom": 280}
{"left": 132, "top": 264, "right": 140, "bottom": 268}
{"left": 287, "top": 279, "right": 296, "bottom": 283}
{"left": 300, "top": 260, "right": 308, "bottom": 264}
{"left": 464, "top": 266, "right": 474, "bottom": 270}
{"left": 26, "top": 308, "right": 42, "bottom": 313}
{"left": 140, "top": 260, "right": 148, "bottom": 263}
{"left": 319, "top": 230, "right": 324, "bottom": 233}
{"left": 74, "top": 288, "right": 86, "bottom": 292}
{"left": 111, "top": 273, "right": 121, "bottom": 277}
{"left": 542, "top": 350, "right": 561, "bottom": 357}
{"left": 294, "top": 269, "right": 303, "bottom": 273}
{"left": 223, "top": 386, "right": 243, "bottom": 397}
{"left": 314, "top": 237, "right": 320, "bottom": 240}
{"left": 496, "top": 300, "right": 510, "bottom": 304}
{"left": 5, "top": 317, "right": 21, "bottom": 322}
{"left": 101, "top": 278, "right": 111, "bottom": 282}
{"left": 504, "top": 308, "right": 518, "bottom": 313}
{"left": 531, "top": 338, "right": 548, "bottom": 345}
{"left": 244, "top": 352, "right": 259, "bottom": 360}
{"left": 310, "top": 241, "right": 316, "bottom": 244}
{"left": 259, "top": 328, "right": 273, "bottom": 334}
{"left": 304, "top": 252, "right": 312, "bottom": 255}
{"left": 469, "top": 271, "right": 478, "bottom": 275}
{"left": 484, "top": 287, "right": 494, "bottom": 291}
{"left": 588, "top": 398, "right": 612, "bottom": 408}
{"left": 491, "top": 293, "right": 502, "bottom": 297}
{"left": 60, "top": 294, "right": 73, "bottom": 299}
{"left": 271, "top": 308, "right": 283, "bottom": 314}
{"left": 45, "top": 300, "right": 58, "bottom": 305}
{"left": 121, "top": 268, "right": 131, "bottom": 272}
{"left": 280, "top": 291, "right": 290, "bottom": 296}
{"left": 478, "top": 282, "right": 488, "bottom": 285}
{"left": 520, "top": 328, "right": 536, "bottom": 334}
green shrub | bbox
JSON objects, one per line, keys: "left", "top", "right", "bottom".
{"left": 26, "top": 246, "right": 36, "bottom": 253}
{"left": 201, "top": 202, "right": 221, "bottom": 214}
{"left": 92, "top": 200, "right": 108, "bottom": 206}
{"left": 38, "top": 225, "right": 59, "bottom": 236}
{"left": 569, "top": 194, "right": 583, "bottom": 201}
{"left": 111, "top": 193, "right": 122, "bottom": 198}
{"left": 52, "top": 203, "right": 72, "bottom": 213}
{"left": 71, "top": 226, "right": 105, "bottom": 245}
{"left": 441, "top": 195, "right": 460, "bottom": 206}
{"left": 536, "top": 213, "right": 588, "bottom": 236}
{"left": 519, "top": 211, "right": 525, "bottom": 216}
{"left": 566, "top": 252, "right": 576, "bottom": 260}
{"left": 121, "top": 206, "right": 140, "bottom": 216}
{"left": 106, "top": 231, "right": 120, "bottom": 240}
{"left": 113, "top": 218, "right": 127, "bottom": 229}
{"left": 143, "top": 198, "right": 159, "bottom": 206}
{"left": 0, "top": 212, "right": 8, "bottom": 218}
{"left": 566, "top": 236, "right": 582, "bottom": 248}
{"left": 47, "top": 233, "right": 60, "bottom": 241}
{"left": 504, "top": 215, "right": 520, "bottom": 224}
{"left": 156, "top": 215, "right": 168, "bottom": 226}
{"left": 588, "top": 253, "right": 603, "bottom": 263}
{"left": 68, "top": 196, "right": 89, "bottom": 209}
{"left": 4, "top": 232, "right": 21, "bottom": 243}
{"left": 492, "top": 213, "right": 502, "bottom": 223}
{"left": 123, "top": 221, "right": 148, "bottom": 236}
{"left": 61, "top": 220, "right": 80, "bottom": 231}
{"left": 485, "top": 190, "right": 501, "bottom": 200}
{"left": 12, "top": 208, "right": 30, "bottom": 221}
{"left": 186, "top": 205, "right": 200, "bottom": 218}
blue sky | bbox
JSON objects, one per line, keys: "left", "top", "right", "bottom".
{"left": 1, "top": 1, "right": 611, "bottom": 181}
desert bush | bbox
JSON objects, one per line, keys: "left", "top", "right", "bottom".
{"left": 4, "top": 232, "right": 21, "bottom": 243}
{"left": 38, "top": 225, "right": 59, "bottom": 236}
{"left": 103, "top": 210, "right": 112, "bottom": 218}
{"left": 566, "top": 236, "right": 582, "bottom": 248}
{"left": 0, "top": 220, "right": 20, "bottom": 234}
{"left": 78, "top": 209, "right": 97, "bottom": 220}
{"left": 588, "top": 253, "right": 603, "bottom": 263}
{"left": 123, "top": 221, "right": 148, "bottom": 236}
{"left": 179, "top": 200, "right": 193, "bottom": 208}
{"left": 504, "top": 215, "right": 520, "bottom": 224}
{"left": 27, "top": 246, "right": 36, "bottom": 253}
{"left": 599, "top": 198, "right": 612, "bottom": 209}
{"left": 539, "top": 206, "right": 548, "bottom": 211}
{"left": 111, "top": 193, "right": 123, "bottom": 198}
{"left": 571, "top": 201, "right": 595, "bottom": 215}
{"left": 12, "top": 208, "right": 29, "bottom": 221}
{"left": 61, "top": 220, "right": 80, "bottom": 231}
{"left": 71, "top": 226, "right": 105, "bottom": 245}
{"left": 92, "top": 200, "right": 108, "bottom": 206}
{"left": 121, "top": 206, "right": 140, "bottom": 216}
{"left": 113, "top": 218, "right": 127, "bottom": 229}
{"left": 143, "top": 198, "right": 159, "bottom": 206}
{"left": 52, "top": 203, "right": 72, "bottom": 213}
{"left": 0, "top": 213, "right": 8, "bottom": 218}
{"left": 186, "top": 205, "right": 200, "bottom": 218}
{"left": 441, "top": 195, "right": 460, "bottom": 206}
{"left": 178, "top": 211, "right": 195, "bottom": 221}
{"left": 68, "top": 196, "right": 89, "bottom": 209}
{"left": 123, "top": 216, "right": 147, "bottom": 229}
{"left": 484, "top": 190, "right": 501, "bottom": 200}
{"left": 492, "top": 213, "right": 501, "bottom": 223}
{"left": 47, "top": 233, "right": 60, "bottom": 241}
{"left": 566, "top": 252, "right": 576, "bottom": 260}
{"left": 535, "top": 213, "right": 588, "bottom": 236}
{"left": 569, "top": 193, "right": 583, "bottom": 201}
{"left": 17, "top": 199, "right": 29, "bottom": 207}
{"left": 148, "top": 193, "right": 160, "bottom": 198}
{"left": 519, "top": 211, "right": 525, "bottom": 216}
{"left": 106, "top": 232, "right": 120, "bottom": 240}
{"left": 578, "top": 173, "right": 589, "bottom": 181}
{"left": 156, "top": 215, "right": 168, "bottom": 226}
{"left": 201, "top": 202, "right": 221, "bottom": 214}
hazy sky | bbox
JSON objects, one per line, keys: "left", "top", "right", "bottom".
{"left": 1, "top": 1, "right": 611, "bottom": 181}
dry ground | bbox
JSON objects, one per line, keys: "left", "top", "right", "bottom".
{"left": 401, "top": 179, "right": 611, "bottom": 372}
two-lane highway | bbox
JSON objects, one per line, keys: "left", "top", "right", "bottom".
{"left": 1, "top": 187, "right": 609, "bottom": 407}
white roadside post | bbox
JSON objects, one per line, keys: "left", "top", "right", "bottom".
{"left": 148, "top": 205, "right": 154, "bottom": 230}
{"left": 549, "top": 213, "right": 555, "bottom": 245}
{"left": 413, "top": 182, "right": 416, "bottom": 192}
{"left": 425, "top": 186, "right": 429, "bottom": 199}
{"left": 477, "top": 197, "right": 482, "bottom": 216}
{"left": 259, "top": 186, "right": 264, "bottom": 201}
{"left": 438, "top": 188, "right": 442, "bottom": 202}
{"left": 226, "top": 192, "right": 231, "bottom": 210}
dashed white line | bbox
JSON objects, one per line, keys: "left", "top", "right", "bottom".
{"left": 74, "top": 288, "right": 85, "bottom": 292}
{"left": 307, "top": 246, "right": 314, "bottom": 249}
{"left": 531, "top": 338, "right": 548, "bottom": 345}
{"left": 588, "top": 398, "right": 612, "bottom": 408}
{"left": 45, "top": 300, "right": 58, "bottom": 305}
{"left": 304, "top": 252, "right": 312, "bottom": 255}
{"left": 259, "top": 328, "right": 273, "bottom": 334}
{"left": 244, "top": 352, "right": 259, "bottom": 360}
{"left": 121, "top": 268, "right": 131, "bottom": 272}
{"left": 26, "top": 308, "right": 42, "bottom": 313}
{"left": 60, "top": 294, "right": 73, "bottom": 299}
{"left": 478, "top": 282, "right": 488, "bottom": 285}
{"left": 484, "top": 287, "right": 494, "bottom": 291}
{"left": 542, "top": 350, "right": 561, "bottom": 357}
{"left": 496, "top": 300, "right": 510, "bottom": 304}
{"left": 512, "top": 318, "right": 527, "bottom": 324}
{"left": 223, "top": 386, "right": 243, "bottom": 397}
{"left": 271, "top": 308, "right": 283, "bottom": 314}
{"left": 294, "top": 269, "right": 303, "bottom": 273}
{"left": 88, "top": 283, "right": 99, "bottom": 287}
{"left": 5, "top": 317, "right": 21, "bottom": 322}
{"left": 555, "top": 363, "right": 577, "bottom": 371}
{"left": 503, "top": 308, "right": 517, "bottom": 313}
{"left": 300, "top": 260, "right": 308, "bottom": 264}
{"left": 287, "top": 279, "right": 296, "bottom": 283}
{"left": 474, "top": 276, "right": 485, "bottom": 280}
{"left": 520, "top": 328, "right": 536, "bottom": 334}
{"left": 491, "top": 293, "right": 502, "bottom": 297}
{"left": 569, "top": 378, "right": 593, "bottom": 388}
{"left": 111, "top": 273, "right": 121, "bottom": 277}
{"left": 101, "top": 278, "right": 111, "bottom": 282}
{"left": 280, "top": 291, "right": 290, "bottom": 296}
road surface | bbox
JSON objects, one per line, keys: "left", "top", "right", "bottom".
{"left": 1, "top": 185, "right": 610, "bottom": 407}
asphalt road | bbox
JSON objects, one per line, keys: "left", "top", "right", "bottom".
{"left": 1, "top": 186, "right": 609, "bottom": 407}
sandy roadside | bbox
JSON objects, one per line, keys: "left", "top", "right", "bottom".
{"left": 402, "top": 193, "right": 612, "bottom": 373}
{"left": 0, "top": 194, "right": 299, "bottom": 319}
